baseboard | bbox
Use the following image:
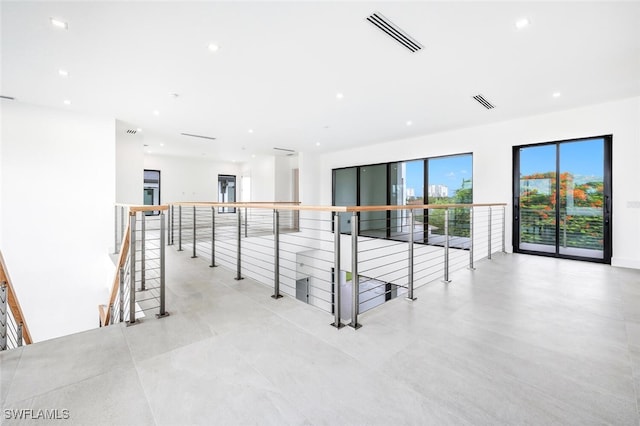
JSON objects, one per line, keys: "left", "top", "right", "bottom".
{"left": 611, "top": 257, "right": 640, "bottom": 270}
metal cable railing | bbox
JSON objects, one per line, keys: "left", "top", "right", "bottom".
{"left": 0, "top": 251, "right": 32, "bottom": 350}
{"left": 169, "top": 202, "right": 506, "bottom": 330}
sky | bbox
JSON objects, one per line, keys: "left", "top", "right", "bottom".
{"left": 404, "top": 155, "right": 472, "bottom": 198}
{"left": 519, "top": 138, "right": 604, "bottom": 182}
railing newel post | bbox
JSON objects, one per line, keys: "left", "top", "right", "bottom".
{"left": 178, "top": 205, "right": 183, "bottom": 251}
{"left": 349, "top": 212, "right": 362, "bottom": 329}
{"left": 272, "top": 209, "right": 282, "bottom": 299}
{"left": 331, "top": 213, "right": 344, "bottom": 328}
{"left": 407, "top": 209, "right": 416, "bottom": 300}
{"left": 235, "top": 208, "right": 243, "bottom": 280}
{"left": 157, "top": 211, "right": 169, "bottom": 319}
{"left": 128, "top": 212, "right": 137, "bottom": 325}
{"left": 0, "top": 282, "right": 7, "bottom": 350}
{"left": 210, "top": 207, "right": 217, "bottom": 267}
{"left": 191, "top": 206, "right": 198, "bottom": 258}
{"left": 140, "top": 212, "right": 146, "bottom": 291}
{"left": 119, "top": 267, "right": 125, "bottom": 323}
{"left": 488, "top": 206, "right": 493, "bottom": 260}
{"left": 443, "top": 208, "right": 451, "bottom": 283}
{"left": 469, "top": 206, "right": 475, "bottom": 270}
{"left": 16, "top": 323, "right": 23, "bottom": 347}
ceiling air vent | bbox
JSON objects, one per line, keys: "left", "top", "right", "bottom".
{"left": 180, "top": 133, "right": 216, "bottom": 141}
{"left": 366, "top": 12, "right": 423, "bottom": 53}
{"left": 472, "top": 94, "right": 495, "bottom": 110}
{"left": 0, "top": 95, "right": 16, "bottom": 101}
{"left": 126, "top": 129, "right": 137, "bottom": 134}
{"left": 273, "top": 147, "right": 295, "bottom": 153}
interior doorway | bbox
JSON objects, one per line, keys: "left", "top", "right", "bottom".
{"left": 218, "top": 175, "right": 236, "bottom": 213}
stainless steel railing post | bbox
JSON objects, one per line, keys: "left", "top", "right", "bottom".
{"left": 0, "top": 282, "right": 7, "bottom": 350}
{"left": 167, "top": 205, "right": 172, "bottom": 246}
{"left": 178, "top": 205, "right": 183, "bottom": 251}
{"left": 119, "top": 267, "right": 124, "bottom": 323}
{"left": 502, "top": 206, "right": 506, "bottom": 253}
{"left": 157, "top": 211, "right": 169, "bottom": 319}
{"left": 235, "top": 208, "right": 243, "bottom": 280}
{"left": 210, "top": 207, "right": 217, "bottom": 268}
{"left": 16, "top": 323, "right": 23, "bottom": 347}
{"left": 349, "top": 212, "right": 362, "bottom": 329}
{"left": 407, "top": 209, "right": 417, "bottom": 300}
{"left": 191, "top": 206, "right": 198, "bottom": 258}
{"left": 114, "top": 205, "right": 119, "bottom": 254}
{"left": 443, "top": 208, "right": 451, "bottom": 283}
{"left": 120, "top": 206, "right": 125, "bottom": 250}
{"left": 170, "top": 205, "right": 175, "bottom": 246}
{"left": 469, "top": 207, "right": 475, "bottom": 270}
{"left": 272, "top": 210, "right": 282, "bottom": 299}
{"left": 488, "top": 207, "right": 493, "bottom": 260}
{"left": 140, "top": 213, "right": 146, "bottom": 291}
{"left": 128, "top": 213, "right": 137, "bottom": 325}
{"left": 331, "top": 214, "right": 344, "bottom": 328}
{"left": 245, "top": 207, "right": 248, "bottom": 238}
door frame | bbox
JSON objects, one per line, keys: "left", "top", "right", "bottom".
{"left": 512, "top": 135, "right": 612, "bottom": 264}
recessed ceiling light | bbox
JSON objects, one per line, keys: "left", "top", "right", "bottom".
{"left": 315, "top": 142, "right": 321, "bottom": 146}
{"left": 515, "top": 18, "right": 530, "bottom": 30}
{"left": 58, "top": 69, "right": 69, "bottom": 77}
{"left": 160, "top": 143, "right": 164, "bottom": 147}
{"left": 50, "top": 18, "right": 68, "bottom": 30}
{"left": 208, "top": 43, "right": 220, "bottom": 52}
{"left": 153, "top": 110, "right": 160, "bottom": 116}
{"left": 552, "top": 92, "right": 561, "bottom": 98}
{"left": 248, "top": 129, "right": 254, "bottom": 134}
{"left": 232, "top": 160, "right": 236, "bottom": 163}
{"left": 147, "top": 150, "right": 152, "bottom": 154}
{"left": 63, "top": 99, "right": 71, "bottom": 105}
{"left": 251, "top": 154, "right": 256, "bottom": 158}
{"left": 136, "top": 128, "right": 142, "bottom": 132}
{"left": 406, "top": 120, "right": 413, "bottom": 126}
{"left": 336, "top": 92, "right": 344, "bottom": 100}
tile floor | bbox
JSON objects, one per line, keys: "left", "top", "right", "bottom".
{"left": 2, "top": 250, "right": 640, "bottom": 425}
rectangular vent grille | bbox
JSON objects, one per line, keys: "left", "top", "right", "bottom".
{"left": 0, "top": 95, "right": 15, "bottom": 100}
{"left": 473, "top": 94, "right": 495, "bottom": 109}
{"left": 273, "top": 147, "right": 295, "bottom": 153}
{"left": 366, "top": 12, "right": 423, "bottom": 53}
{"left": 181, "top": 133, "right": 216, "bottom": 141}
{"left": 126, "top": 129, "right": 137, "bottom": 134}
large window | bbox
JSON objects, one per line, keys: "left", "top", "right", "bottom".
{"left": 332, "top": 153, "right": 472, "bottom": 243}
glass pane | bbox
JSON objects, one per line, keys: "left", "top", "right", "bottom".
{"left": 559, "top": 138, "right": 604, "bottom": 259}
{"left": 427, "top": 154, "right": 472, "bottom": 246}
{"left": 519, "top": 145, "right": 556, "bottom": 253}
{"left": 389, "top": 160, "right": 424, "bottom": 241}
{"left": 360, "top": 164, "right": 387, "bottom": 237}
{"left": 334, "top": 168, "right": 357, "bottom": 234}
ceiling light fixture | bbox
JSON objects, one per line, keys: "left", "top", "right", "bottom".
{"left": 251, "top": 154, "right": 256, "bottom": 158}
{"left": 515, "top": 18, "right": 530, "bottom": 30}
{"left": 153, "top": 110, "right": 160, "bottom": 116}
{"left": 336, "top": 92, "right": 344, "bottom": 100}
{"left": 160, "top": 143, "right": 164, "bottom": 147}
{"left": 406, "top": 120, "right": 413, "bottom": 126}
{"left": 208, "top": 43, "right": 220, "bottom": 52}
{"left": 248, "top": 129, "right": 254, "bottom": 134}
{"left": 63, "top": 99, "right": 71, "bottom": 105}
{"left": 137, "top": 128, "right": 142, "bottom": 132}
{"left": 315, "top": 142, "right": 321, "bottom": 146}
{"left": 50, "top": 18, "right": 68, "bottom": 30}
{"left": 58, "top": 69, "right": 69, "bottom": 77}
{"left": 552, "top": 92, "right": 561, "bottom": 98}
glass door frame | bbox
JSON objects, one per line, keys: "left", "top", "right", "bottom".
{"left": 512, "top": 135, "right": 612, "bottom": 264}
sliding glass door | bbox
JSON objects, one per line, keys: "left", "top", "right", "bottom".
{"left": 514, "top": 136, "right": 611, "bottom": 263}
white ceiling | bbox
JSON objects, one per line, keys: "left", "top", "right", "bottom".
{"left": 2, "top": 1, "right": 640, "bottom": 161}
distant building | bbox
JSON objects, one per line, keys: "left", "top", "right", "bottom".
{"left": 428, "top": 184, "right": 448, "bottom": 197}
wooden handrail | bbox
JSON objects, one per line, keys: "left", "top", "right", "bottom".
{"left": 100, "top": 216, "right": 132, "bottom": 326}
{"left": 170, "top": 201, "right": 507, "bottom": 212}
{"left": 0, "top": 250, "right": 33, "bottom": 344}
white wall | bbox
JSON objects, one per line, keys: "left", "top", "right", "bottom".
{"left": 244, "top": 156, "right": 275, "bottom": 202}
{"left": 115, "top": 120, "right": 143, "bottom": 204}
{"left": 311, "top": 96, "right": 640, "bottom": 269}
{"left": 143, "top": 154, "right": 240, "bottom": 203}
{"left": 0, "top": 102, "right": 116, "bottom": 341}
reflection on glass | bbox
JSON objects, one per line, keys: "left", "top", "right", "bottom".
{"left": 360, "top": 164, "right": 387, "bottom": 237}
{"left": 427, "top": 154, "right": 473, "bottom": 246}
{"left": 559, "top": 139, "right": 604, "bottom": 258}
{"left": 333, "top": 167, "right": 357, "bottom": 234}
{"left": 389, "top": 160, "right": 424, "bottom": 240}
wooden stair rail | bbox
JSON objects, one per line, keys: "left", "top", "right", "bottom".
{"left": 0, "top": 250, "right": 33, "bottom": 345}
{"left": 100, "top": 205, "right": 169, "bottom": 326}
{"left": 100, "top": 215, "right": 131, "bottom": 326}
